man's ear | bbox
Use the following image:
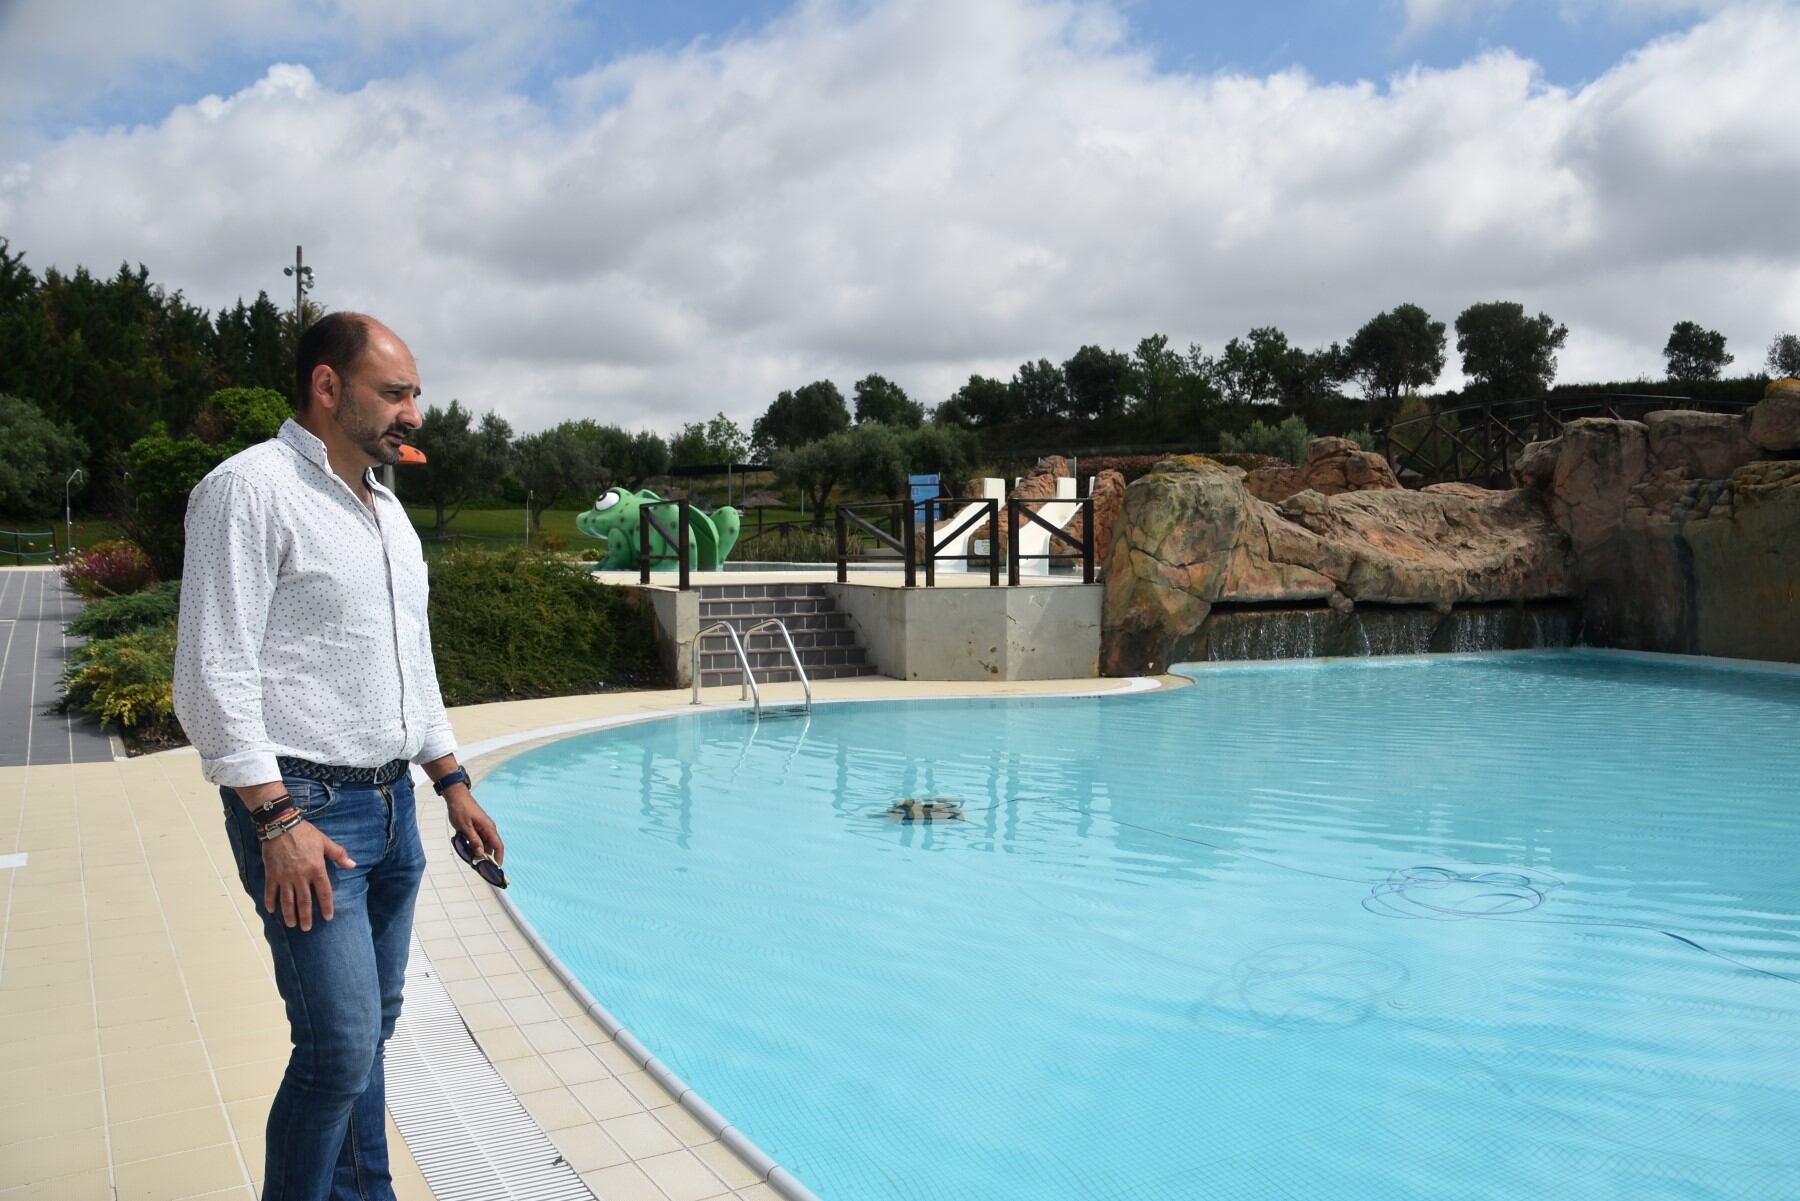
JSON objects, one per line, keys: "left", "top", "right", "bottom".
{"left": 310, "top": 364, "right": 339, "bottom": 411}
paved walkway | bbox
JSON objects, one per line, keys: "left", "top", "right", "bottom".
{"left": 0, "top": 568, "right": 117, "bottom": 769}
{"left": 0, "top": 674, "right": 1154, "bottom": 1200}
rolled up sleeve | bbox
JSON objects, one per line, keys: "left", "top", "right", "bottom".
{"left": 172, "top": 471, "right": 284, "bottom": 788}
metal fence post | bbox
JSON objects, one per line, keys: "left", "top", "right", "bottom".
{"left": 987, "top": 500, "right": 1000, "bottom": 587}
{"left": 639, "top": 509, "right": 651, "bottom": 586}
{"left": 905, "top": 499, "right": 919, "bottom": 589}
{"left": 835, "top": 507, "right": 848, "bottom": 584}
{"left": 1006, "top": 499, "right": 1021, "bottom": 587}
{"left": 677, "top": 501, "right": 691, "bottom": 592}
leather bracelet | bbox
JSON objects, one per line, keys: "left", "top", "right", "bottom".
{"left": 251, "top": 795, "right": 297, "bottom": 828}
{"left": 257, "top": 808, "right": 305, "bottom": 843}
{"left": 432, "top": 767, "right": 471, "bottom": 797}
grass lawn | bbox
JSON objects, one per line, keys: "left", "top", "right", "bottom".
{"left": 0, "top": 517, "right": 127, "bottom": 564}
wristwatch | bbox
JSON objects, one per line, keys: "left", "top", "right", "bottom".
{"left": 432, "top": 767, "right": 472, "bottom": 796}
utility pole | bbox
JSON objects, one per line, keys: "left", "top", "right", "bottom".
{"left": 283, "top": 245, "right": 315, "bottom": 338}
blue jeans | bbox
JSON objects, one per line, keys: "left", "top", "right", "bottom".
{"left": 223, "top": 773, "right": 426, "bottom": 1201}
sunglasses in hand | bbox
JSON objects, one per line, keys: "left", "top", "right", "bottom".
{"left": 452, "top": 832, "right": 508, "bottom": 889}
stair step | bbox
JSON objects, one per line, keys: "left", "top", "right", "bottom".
{"left": 699, "top": 664, "right": 878, "bottom": 687}
{"left": 697, "top": 647, "right": 867, "bottom": 671}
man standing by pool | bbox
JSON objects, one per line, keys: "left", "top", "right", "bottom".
{"left": 173, "top": 312, "right": 504, "bottom": 1201}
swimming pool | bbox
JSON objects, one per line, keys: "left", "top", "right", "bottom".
{"left": 480, "top": 652, "right": 1800, "bottom": 1200}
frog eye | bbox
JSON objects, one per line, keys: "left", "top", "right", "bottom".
{"left": 595, "top": 492, "right": 620, "bottom": 511}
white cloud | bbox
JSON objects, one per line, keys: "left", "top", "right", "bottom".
{"left": 3, "top": 0, "right": 1798, "bottom": 437}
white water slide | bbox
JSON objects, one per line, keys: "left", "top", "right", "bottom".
{"left": 927, "top": 478, "right": 1005, "bottom": 574}
{"left": 1012, "top": 476, "right": 1081, "bottom": 576}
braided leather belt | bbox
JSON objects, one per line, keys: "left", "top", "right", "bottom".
{"left": 277, "top": 756, "right": 410, "bottom": 786}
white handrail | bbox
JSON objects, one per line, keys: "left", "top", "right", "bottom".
{"left": 743, "top": 618, "right": 813, "bottom": 713}
{"left": 691, "top": 622, "right": 758, "bottom": 710}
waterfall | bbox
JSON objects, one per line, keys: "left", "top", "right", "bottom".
{"left": 1192, "top": 602, "right": 1578, "bottom": 662}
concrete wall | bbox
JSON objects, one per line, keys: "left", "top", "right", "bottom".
{"left": 644, "top": 587, "right": 700, "bottom": 687}
{"left": 827, "top": 583, "right": 1101, "bottom": 681}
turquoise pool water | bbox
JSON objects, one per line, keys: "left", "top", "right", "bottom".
{"left": 480, "top": 653, "right": 1800, "bottom": 1200}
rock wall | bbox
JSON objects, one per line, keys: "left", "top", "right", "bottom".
{"left": 1512, "top": 380, "right": 1800, "bottom": 661}
{"left": 1101, "top": 453, "right": 1571, "bottom": 675}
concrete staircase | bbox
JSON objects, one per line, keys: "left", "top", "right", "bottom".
{"left": 695, "top": 583, "right": 877, "bottom": 688}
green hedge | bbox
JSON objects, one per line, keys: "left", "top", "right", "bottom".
{"left": 57, "top": 620, "right": 181, "bottom": 748}
{"left": 65, "top": 580, "right": 181, "bottom": 639}
{"left": 426, "top": 546, "right": 666, "bottom": 705}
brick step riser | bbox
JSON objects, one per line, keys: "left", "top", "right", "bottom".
{"left": 698, "top": 612, "right": 848, "bottom": 631}
{"left": 698, "top": 649, "right": 867, "bottom": 671}
{"left": 698, "top": 600, "right": 834, "bottom": 619}
{"left": 699, "top": 665, "right": 877, "bottom": 686}
{"left": 698, "top": 630, "right": 858, "bottom": 652}
{"left": 697, "top": 585, "right": 831, "bottom": 600}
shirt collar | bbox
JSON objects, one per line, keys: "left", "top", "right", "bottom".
{"left": 278, "top": 418, "right": 393, "bottom": 502}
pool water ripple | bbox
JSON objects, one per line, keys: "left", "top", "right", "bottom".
{"left": 483, "top": 653, "right": 1800, "bottom": 1200}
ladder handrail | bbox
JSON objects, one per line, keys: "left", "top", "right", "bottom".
{"left": 691, "top": 621, "right": 758, "bottom": 711}
{"left": 742, "top": 618, "right": 813, "bottom": 713}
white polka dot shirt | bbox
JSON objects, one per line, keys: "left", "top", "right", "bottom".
{"left": 173, "top": 419, "right": 457, "bottom": 788}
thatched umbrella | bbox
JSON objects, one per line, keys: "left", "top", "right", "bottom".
{"left": 740, "top": 491, "right": 784, "bottom": 542}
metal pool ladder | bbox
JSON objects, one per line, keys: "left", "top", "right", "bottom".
{"left": 691, "top": 619, "right": 813, "bottom": 717}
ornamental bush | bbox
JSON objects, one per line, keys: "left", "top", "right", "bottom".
{"left": 61, "top": 539, "right": 157, "bottom": 598}
{"left": 426, "top": 546, "right": 666, "bottom": 705}
{"left": 65, "top": 580, "right": 182, "bottom": 640}
{"left": 57, "top": 620, "right": 180, "bottom": 745}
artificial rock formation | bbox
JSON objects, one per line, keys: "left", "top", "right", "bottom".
{"left": 1243, "top": 436, "right": 1402, "bottom": 503}
{"left": 1512, "top": 382, "right": 1800, "bottom": 660}
{"left": 1101, "top": 455, "right": 1571, "bottom": 674}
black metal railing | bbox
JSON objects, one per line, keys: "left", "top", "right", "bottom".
{"left": 1006, "top": 496, "right": 1094, "bottom": 585}
{"left": 638, "top": 499, "right": 692, "bottom": 590}
{"left": 1380, "top": 393, "right": 1757, "bottom": 487}
{"left": 835, "top": 500, "right": 914, "bottom": 585}
{"left": 832, "top": 495, "right": 1096, "bottom": 587}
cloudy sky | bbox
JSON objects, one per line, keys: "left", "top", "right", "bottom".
{"left": 2, "top": 0, "right": 1796, "bottom": 437}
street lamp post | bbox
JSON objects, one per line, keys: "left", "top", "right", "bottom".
{"left": 64, "top": 467, "right": 84, "bottom": 558}
{"left": 283, "top": 245, "right": 315, "bottom": 335}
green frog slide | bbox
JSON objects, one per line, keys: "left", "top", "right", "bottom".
{"left": 575, "top": 487, "right": 741, "bottom": 571}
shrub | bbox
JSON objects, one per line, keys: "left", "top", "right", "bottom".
{"left": 65, "top": 580, "right": 182, "bottom": 639}
{"left": 57, "top": 619, "right": 180, "bottom": 744}
{"left": 62, "top": 539, "right": 157, "bottom": 598}
{"left": 427, "top": 546, "right": 666, "bottom": 705}
{"left": 1220, "top": 415, "right": 1313, "bottom": 465}
{"left": 728, "top": 525, "right": 839, "bottom": 563}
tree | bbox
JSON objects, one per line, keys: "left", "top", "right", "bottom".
{"left": 1767, "top": 332, "right": 1800, "bottom": 378}
{"left": 938, "top": 374, "right": 1014, "bottom": 428}
{"left": 852, "top": 374, "right": 924, "bottom": 427}
{"left": 405, "top": 400, "right": 514, "bottom": 537}
{"left": 900, "top": 424, "right": 979, "bottom": 495}
{"left": 122, "top": 387, "right": 289, "bottom": 574}
{"left": 1062, "top": 344, "right": 1132, "bottom": 421}
{"left": 0, "top": 394, "right": 87, "bottom": 514}
{"left": 668, "top": 412, "right": 749, "bottom": 468}
{"left": 1128, "top": 334, "right": 1191, "bottom": 425}
{"left": 774, "top": 424, "right": 908, "bottom": 529}
{"left": 515, "top": 422, "right": 611, "bottom": 533}
{"left": 751, "top": 380, "right": 849, "bottom": 456}
{"left": 1662, "top": 321, "right": 1733, "bottom": 383}
{"left": 1344, "top": 304, "right": 1447, "bottom": 402}
{"left": 1010, "top": 359, "right": 1070, "bottom": 421}
{"left": 1454, "top": 302, "right": 1569, "bottom": 398}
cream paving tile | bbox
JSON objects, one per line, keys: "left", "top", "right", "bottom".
{"left": 733, "top": 1184, "right": 780, "bottom": 1200}
{"left": 486, "top": 970, "right": 539, "bottom": 1000}
{"left": 441, "top": 975, "right": 496, "bottom": 1006}
{"left": 470, "top": 1025, "right": 534, "bottom": 1062}
{"left": 650, "top": 1104, "right": 715, "bottom": 1149}
{"left": 570, "top": 1076, "right": 645, "bottom": 1122}
{"left": 107, "top": 1071, "right": 221, "bottom": 1124}
{"left": 692, "top": 1140, "right": 762, "bottom": 1191}
{"left": 615, "top": 1069, "right": 679, "bottom": 1109}
{"left": 0, "top": 1001, "right": 93, "bottom": 1043}
{"left": 457, "top": 999, "right": 513, "bottom": 1031}
{"left": 0, "top": 1089, "right": 104, "bottom": 1144}
{"left": 110, "top": 1105, "right": 233, "bottom": 1166}
{"left": 518, "top": 1085, "right": 592, "bottom": 1133}
{"left": 546, "top": 1121, "right": 633, "bottom": 1173}
{"left": 98, "top": 1015, "right": 204, "bottom": 1054}
{"left": 0, "top": 1031, "right": 96, "bottom": 1070}
{"left": 543, "top": 1045, "right": 612, "bottom": 1087}
{"left": 111, "top": 1142, "right": 246, "bottom": 1201}
{"left": 493, "top": 1054, "right": 562, "bottom": 1096}
{"left": 0, "top": 1053, "right": 101, "bottom": 1098}
{"left": 0, "top": 1127, "right": 109, "bottom": 1190}
{"left": 577, "top": 1161, "right": 665, "bottom": 1201}
{"left": 637, "top": 1148, "right": 729, "bottom": 1201}
{"left": 213, "top": 1058, "right": 285, "bottom": 1104}
{"left": 599, "top": 1111, "right": 683, "bottom": 1159}
{"left": 0, "top": 1167, "right": 115, "bottom": 1199}
{"left": 520, "top": 1019, "right": 582, "bottom": 1055}
{"left": 500, "top": 993, "right": 557, "bottom": 1026}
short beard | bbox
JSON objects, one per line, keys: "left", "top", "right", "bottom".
{"left": 336, "top": 386, "right": 404, "bottom": 466}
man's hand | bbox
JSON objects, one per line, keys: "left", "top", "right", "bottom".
{"left": 446, "top": 791, "right": 504, "bottom": 865}
{"left": 262, "top": 822, "right": 356, "bottom": 931}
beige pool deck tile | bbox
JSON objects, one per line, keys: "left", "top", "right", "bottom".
{"left": 0, "top": 674, "right": 1147, "bottom": 1199}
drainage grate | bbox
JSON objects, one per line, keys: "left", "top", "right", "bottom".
{"left": 387, "top": 936, "right": 594, "bottom": 1200}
